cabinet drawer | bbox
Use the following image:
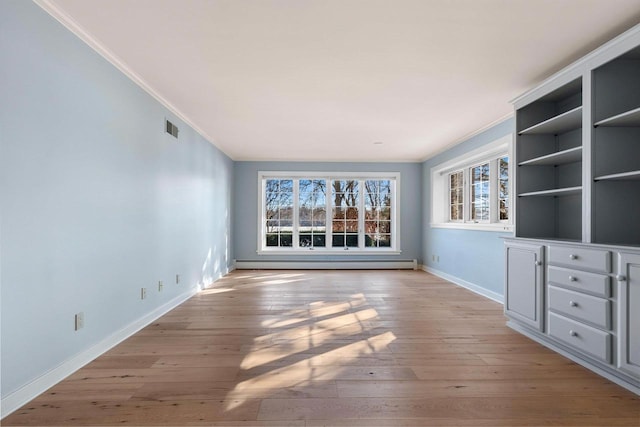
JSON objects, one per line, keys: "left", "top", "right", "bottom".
{"left": 548, "top": 312, "right": 612, "bottom": 363}
{"left": 548, "top": 246, "right": 611, "bottom": 273}
{"left": 548, "top": 286, "right": 611, "bottom": 330}
{"left": 547, "top": 266, "right": 611, "bottom": 297}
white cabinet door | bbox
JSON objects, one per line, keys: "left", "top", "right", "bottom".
{"left": 617, "top": 252, "right": 640, "bottom": 379}
{"left": 505, "top": 241, "right": 545, "bottom": 331}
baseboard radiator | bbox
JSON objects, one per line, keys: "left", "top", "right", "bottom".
{"left": 235, "top": 259, "right": 418, "bottom": 270}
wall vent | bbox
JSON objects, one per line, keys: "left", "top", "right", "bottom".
{"left": 165, "top": 119, "right": 179, "bottom": 138}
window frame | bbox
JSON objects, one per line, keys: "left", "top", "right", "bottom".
{"left": 258, "top": 171, "right": 401, "bottom": 254}
{"left": 430, "top": 134, "right": 513, "bottom": 232}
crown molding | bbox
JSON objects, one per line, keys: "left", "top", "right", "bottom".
{"left": 420, "top": 112, "right": 514, "bottom": 163}
{"left": 510, "top": 23, "right": 640, "bottom": 106}
{"left": 33, "top": 0, "right": 228, "bottom": 157}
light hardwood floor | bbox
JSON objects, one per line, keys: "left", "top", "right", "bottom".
{"left": 3, "top": 270, "right": 639, "bottom": 426}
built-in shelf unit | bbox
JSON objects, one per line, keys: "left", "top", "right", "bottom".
{"left": 506, "top": 24, "right": 640, "bottom": 396}
{"left": 515, "top": 78, "right": 583, "bottom": 241}
{"left": 592, "top": 45, "right": 640, "bottom": 246}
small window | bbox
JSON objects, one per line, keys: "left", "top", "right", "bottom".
{"left": 430, "top": 134, "right": 512, "bottom": 232}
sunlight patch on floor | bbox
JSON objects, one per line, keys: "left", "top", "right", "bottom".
{"left": 226, "top": 331, "right": 397, "bottom": 411}
{"left": 199, "top": 287, "right": 235, "bottom": 295}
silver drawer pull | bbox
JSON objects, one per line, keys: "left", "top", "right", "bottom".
{"left": 569, "top": 301, "right": 578, "bottom": 307}
{"left": 535, "top": 261, "right": 542, "bottom": 266}
{"left": 616, "top": 275, "right": 626, "bottom": 282}
{"left": 569, "top": 330, "right": 578, "bottom": 337}
{"left": 569, "top": 254, "right": 578, "bottom": 260}
{"left": 569, "top": 275, "right": 577, "bottom": 282}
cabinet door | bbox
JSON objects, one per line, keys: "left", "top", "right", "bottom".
{"left": 618, "top": 252, "right": 640, "bottom": 379}
{"left": 505, "top": 242, "right": 544, "bottom": 330}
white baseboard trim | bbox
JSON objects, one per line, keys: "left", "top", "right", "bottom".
{"left": 2, "top": 264, "right": 240, "bottom": 418}
{"left": 420, "top": 265, "right": 504, "bottom": 304}
{"left": 235, "top": 259, "right": 418, "bottom": 270}
{"left": 1, "top": 289, "right": 196, "bottom": 418}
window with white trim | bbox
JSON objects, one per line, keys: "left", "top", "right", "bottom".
{"left": 431, "top": 134, "right": 513, "bottom": 232}
{"left": 259, "top": 172, "right": 399, "bottom": 253}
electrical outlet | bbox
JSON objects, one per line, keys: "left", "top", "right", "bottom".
{"left": 141, "top": 288, "right": 147, "bottom": 299}
{"left": 74, "top": 312, "right": 84, "bottom": 331}
{"left": 432, "top": 255, "right": 435, "bottom": 261}
{"left": 158, "top": 280, "right": 163, "bottom": 292}
{"left": 176, "top": 274, "right": 180, "bottom": 284}
{"left": 437, "top": 255, "right": 440, "bottom": 262}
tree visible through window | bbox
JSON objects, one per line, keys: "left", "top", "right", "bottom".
{"left": 260, "top": 173, "right": 398, "bottom": 252}
{"left": 430, "top": 134, "right": 511, "bottom": 230}
{"left": 471, "top": 163, "right": 490, "bottom": 221}
{"left": 499, "top": 156, "right": 509, "bottom": 221}
{"left": 298, "top": 179, "right": 327, "bottom": 247}
{"left": 265, "top": 179, "right": 293, "bottom": 247}
{"left": 331, "top": 180, "right": 359, "bottom": 247}
{"left": 449, "top": 171, "right": 463, "bottom": 221}
{"left": 364, "top": 180, "right": 392, "bottom": 247}
{"left": 445, "top": 156, "right": 509, "bottom": 224}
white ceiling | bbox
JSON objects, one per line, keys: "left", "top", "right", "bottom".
{"left": 39, "top": 0, "right": 640, "bottom": 162}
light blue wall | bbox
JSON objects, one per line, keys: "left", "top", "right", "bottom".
{"left": 0, "top": 0, "right": 515, "bottom": 407}
{"left": 422, "top": 118, "right": 515, "bottom": 298}
{"left": 234, "top": 161, "right": 422, "bottom": 262}
{"left": 0, "top": 1, "right": 233, "bottom": 399}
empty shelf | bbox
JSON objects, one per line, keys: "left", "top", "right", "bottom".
{"left": 519, "top": 106, "right": 582, "bottom": 135}
{"left": 519, "top": 147, "right": 582, "bottom": 166}
{"left": 594, "top": 170, "right": 640, "bottom": 181}
{"left": 518, "top": 186, "right": 582, "bottom": 197}
{"left": 594, "top": 107, "right": 640, "bottom": 127}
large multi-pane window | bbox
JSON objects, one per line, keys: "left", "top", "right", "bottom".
{"left": 260, "top": 172, "right": 398, "bottom": 252}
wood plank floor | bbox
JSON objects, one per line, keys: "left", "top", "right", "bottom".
{"left": 3, "top": 270, "right": 639, "bottom": 426}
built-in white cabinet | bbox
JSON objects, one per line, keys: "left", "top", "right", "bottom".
{"left": 618, "top": 252, "right": 640, "bottom": 378}
{"left": 505, "top": 241, "right": 544, "bottom": 330}
{"left": 546, "top": 244, "right": 613, "bottom": 365}
{"left": 505, "top": 24, "right": 640, "bottom": 395}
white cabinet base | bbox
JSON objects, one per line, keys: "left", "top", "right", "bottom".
{"left": 507, "top": 320, "right": 640, "bottom": 396}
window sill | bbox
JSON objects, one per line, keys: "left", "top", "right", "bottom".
{"left": 257, "top": 248, "right": 402, "bottom": 255}
{"left": 430, "top": 222, "right": 513, "bottom": 232}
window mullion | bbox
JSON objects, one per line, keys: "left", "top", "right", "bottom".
{"left": 391, "top": 179, "right": 397, "bottom": 250}
{"left": 490, "top": 159, "right": 498, "bottom": 223}
{"left": 464, "top": 168, "right": 470, "bottom": 223}
{"left": 259, "top": 177, "right": 265, "bottom": 251}
{"left": 326, "top": 178, "right": 333, "bottom": 249}
{"left": 292, "top": 179, "right": 299, "bottom": 249}
{"left": 359, "top": 179, "right": 365, "bottom": 249}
